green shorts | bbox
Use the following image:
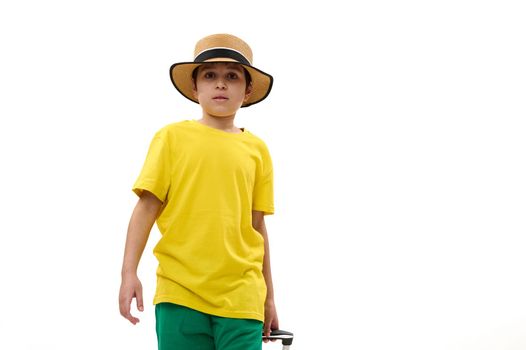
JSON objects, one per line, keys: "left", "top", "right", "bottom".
{"left": 155, "top": 303, "right": 263, "bottom": 350}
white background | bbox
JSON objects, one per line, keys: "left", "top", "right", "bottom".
{"left": 1, "top": 1, "right": 525, "bottom": 349}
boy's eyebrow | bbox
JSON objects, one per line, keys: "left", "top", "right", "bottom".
{"left": 224, "top": 63, "right": 244, "bottom": 72}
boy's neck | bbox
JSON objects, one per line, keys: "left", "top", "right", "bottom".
{"left": 197, "top": 115, "right": 243, "bottom": 133}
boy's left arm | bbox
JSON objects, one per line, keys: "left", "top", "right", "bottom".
{"left": 252, "top": 210, "right": 279, "bottom": 342}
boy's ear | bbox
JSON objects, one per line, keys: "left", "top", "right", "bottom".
{"left": 244, "top": 82, "right": 253, "bottom": 102}
{"left": 191, "top": 79, "right": 198, "bottom": 99}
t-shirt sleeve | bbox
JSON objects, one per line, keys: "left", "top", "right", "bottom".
{"left": 252, "top": 142, "right": 274, "bottom": 215}
{"left": 132, "top": 128, "right": 172, "bottom": 203}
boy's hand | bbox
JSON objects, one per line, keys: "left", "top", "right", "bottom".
{"left": 119, "top": 274, "right": 144, "bottom": 325}
{"left": 263, "top": 299, "right": 279, "bottom": 343}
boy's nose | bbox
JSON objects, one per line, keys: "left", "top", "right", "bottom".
{"left": 216, "top": 79, "right": 227, "bottom": 89}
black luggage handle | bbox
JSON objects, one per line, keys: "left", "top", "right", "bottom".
{"left": 262, "top": 329, "right": 294, "bottom": 346}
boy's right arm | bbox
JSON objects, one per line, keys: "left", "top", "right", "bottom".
{"left": 119, "top": 190, "right": 163, "bottom": 325}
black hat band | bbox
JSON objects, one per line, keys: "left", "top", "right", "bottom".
{"left": 194, "top": 48, "right": 251, "bottom": 66}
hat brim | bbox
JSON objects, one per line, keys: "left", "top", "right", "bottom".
{"left": 170, "top": 60, "right": 273, "bottom": 107}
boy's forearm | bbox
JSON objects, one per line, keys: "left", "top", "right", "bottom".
{"left": 262, "top": 231, "right": 275, "bottom": 302}
{"left": 252, "top": 212, "right": 275, "bottom": 302}
{"left": 121, "top": 192, "right": 162, "bottom": 277}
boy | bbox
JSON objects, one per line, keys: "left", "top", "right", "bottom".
{"left": 119, "top": 34, "right": 278, "bottom": 350}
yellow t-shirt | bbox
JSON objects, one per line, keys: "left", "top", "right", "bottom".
{"left": 133, "top": 120, "right": 274, "bottom": 321}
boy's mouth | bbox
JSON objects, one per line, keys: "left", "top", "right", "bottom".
{"left": 213, "top": 95, "right": 229, "bottom": 101}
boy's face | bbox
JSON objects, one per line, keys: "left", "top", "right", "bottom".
{"left": 192, "top": 62, "right": 252, "bottom": 118}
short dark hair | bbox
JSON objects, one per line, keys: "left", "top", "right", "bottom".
{"left": 192, "top": 64, "right": 252, "bottom": 89}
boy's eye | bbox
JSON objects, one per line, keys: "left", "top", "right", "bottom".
{"left": 227, "top": 73, "right": 238, "bottom": 80}
{"left": 204, "top": 72, "right": 215, "bottom": 79}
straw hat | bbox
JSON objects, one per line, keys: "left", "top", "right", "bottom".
{"left": 170, "top": 34, "right": 273, "bottom": 107}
